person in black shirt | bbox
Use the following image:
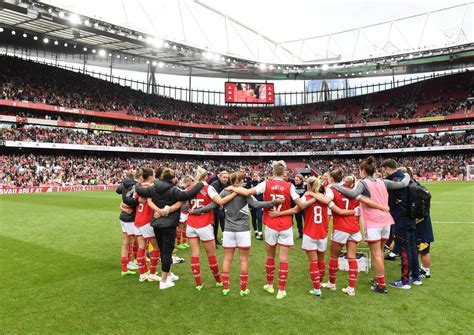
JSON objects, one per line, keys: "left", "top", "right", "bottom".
{"left": 381, "top": 159, "right": 421, "bottom": 289}
{"left": 293, "top": 174, "right": 306, "bottom": 239}
{"left": 116, "top": 170, "right": 141, "bottom": 276}
{"left": 136, "top": 168, "right": 204, "bottom": 289}
{"left": 210, "top": 170, "right": 230, "bottom": 245}
{"left": 247, "top": 171, "right": 264, "bottom": 240}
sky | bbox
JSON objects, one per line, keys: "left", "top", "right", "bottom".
{"left": 41, "top": 0, "right": 472, "bottom": 62}
{"left": 36, "top": 0, "right": 473, "bottom": 94}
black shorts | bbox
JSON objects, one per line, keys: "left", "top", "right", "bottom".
{"left": 416, "top": 241, "right": 431, "bottom": 255}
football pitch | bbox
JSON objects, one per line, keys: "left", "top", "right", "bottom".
{"left": 1, "top": 182, "right": 473, "bottom": 334}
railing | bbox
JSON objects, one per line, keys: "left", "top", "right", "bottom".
{"left": 0, "top": 44, "right": 470, "bottom": 106}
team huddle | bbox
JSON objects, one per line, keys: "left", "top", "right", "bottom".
{"left": 116, "top": 157, "right": 434, "bottom": 299}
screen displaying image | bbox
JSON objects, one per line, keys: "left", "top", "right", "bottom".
{"left": 225, "top": 82, "right": 274, "bottom": 104}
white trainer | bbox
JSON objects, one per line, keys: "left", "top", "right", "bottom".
{"left": 168, "top": 273, "right": 180, "bottom": 282}
{"left": 321, "top": 281, "right": 337, "bottom": 291}
{"left": 127, "top": 261, "right": 138, "bottom": 270}
{"left": 342, "top": 286, "right": 356, "bottom": 296}
{"left": 276, "top": 290, "right": 287, "bottom": 300}
{"left": 147, "top": 274, "right": 162, "bottom": 282}
{"left": 138, "top": 274, "right": 149, "bottom": 282}
{"left": 159, "top": 280, "right": 175, "bottom": 290}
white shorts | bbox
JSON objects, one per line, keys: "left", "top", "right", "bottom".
{"left": 364, "top": 226, "right": 391, "bottom": 242}
{"left": 331, "top": 230, "right": 362, "bottom": 245}
{"left": 223, "top": 231, "right": 251, "bottom": 249}
{"left": 179, "top": 213, "right": 188, "bottom": 223}
{"left": 264, "top": 226, "right": 294, "bottom": 247}
{"left": 138, "top": 223, "right": 155, "bottom": 239}
{"left": 186, "top": 224, "right": 214, "bottom": 242}
{"left": 120, "top": 221, "right": 140, "bottom": 236}
{"left": 301, "top": 234, "right": 328, "bottom": 252}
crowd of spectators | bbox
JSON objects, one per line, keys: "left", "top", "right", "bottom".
{"left": 2, "top": 125, "right": 471, "bottom": 153}
{"left": 1, "top": 153, "right": 470, "bottom": 188}
{"left": 1, "top": 55, "right": 472, "bottom": 127}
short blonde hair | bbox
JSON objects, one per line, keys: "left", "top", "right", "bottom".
{"left": 272, "top": 160, "right": 286, "bottom": 177}
{"left": 195, "top": 167, "right": 208, "bottom": 182}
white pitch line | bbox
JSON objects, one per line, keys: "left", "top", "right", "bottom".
{"left": 431, "top": 202, "right": 468, "bottom": 204}
{"left": 432, "top": 221, "right": 474, "bottom": 224}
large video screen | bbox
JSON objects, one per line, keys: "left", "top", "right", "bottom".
{"left": 225, "top": 82, "right": 274, "bottom": 104}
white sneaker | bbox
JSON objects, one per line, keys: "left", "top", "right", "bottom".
{"left": 138, "top": 274, "right": 149, "bottom": 282}
{"left": 342, "top": 286, "right": 356, "bottom": 296}
{"left": 276, "top": 290, "right": 287, "bottom": 300}
{"left": 159, "top": 280, "right": 175, "bottom": 290}
{"left": 127, "top": 261, "right": 138, "bottom": 270}
{"left": 321, "top": 281, "right": 337, "bottom": 291}
{"left": 147, "top": 274, "right": 161, "bottom": 282}
{"left": 263, "top": 284, "right": 275, "bottom": 294}
{"left": 168, "top": 273, "right": 180, "bottom": 282}
{"left": 172, "top": 256, "right": 185, "bottom": 264}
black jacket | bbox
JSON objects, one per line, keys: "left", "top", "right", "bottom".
{"left": 386, "top": 170, "right": 416, "bottom": 230}
{"left": 116, "top": 177, "right": 139, "bottom": 222}
{"left": 136, "top": 180, "right": 204, "bottom": 228}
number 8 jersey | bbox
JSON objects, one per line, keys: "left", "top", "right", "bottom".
{"left": 302, "top": 195, "right": 329, "bottom": 240}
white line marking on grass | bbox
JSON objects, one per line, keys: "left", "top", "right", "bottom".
{"left": 432, "top": 221, "right": 474, "bottom": 224}
{"left": 431, "top": 201, "right": 473, "bottom": 204}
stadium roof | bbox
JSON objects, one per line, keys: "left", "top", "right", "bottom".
{"left": 0, "top": 0, "right": 473, "bottom": 79}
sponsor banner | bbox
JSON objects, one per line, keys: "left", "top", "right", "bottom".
{"left": 91, "top": 124, "right": 115, "bottom": 131}
{"left": 5, "top": 141, "right": 472, "bottom": 157}
{"left": 419, "top": 116, "right": 445, "bottom": 122}
{"left": 0, "top": 184, "right": 118, "bottom": 195}
{"left": 2, "top": 99, "right": 471, "bottom": 132}
{"left": 1, "top": 113, "right": 473, "bottom": 142}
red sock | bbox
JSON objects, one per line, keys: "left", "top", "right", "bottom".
{"left": 150, "top": 250, "right": 160, "bottom": 275}
{"left": 318, "top": 260, "right": 326, "bottom": 282}
{"left": 278, "top": 261, "right": 289, "bottom": 291}
{"left": 376, "top": 275, "right": 385, "bottom": 288}
{"left": 222, "top": 272, "right": 230, "bottom": 290}
{"left": 329, "top": 257, "right": 338, "bottom": 284}
{"left": 121, "top": 257, "right": 129, "bottom": 272}
{"left": 240, "top": 272, "right": 249, "bottom": 291}
{"left": 127, "top": 244, "right": 132, "bottom": 260}
{"left": 132, "top": 240, "right": 138, "bottom": 260}
{"left": 182, "top": 228, "right": 187, "bottom": 244}
{"left": 137, "top": 248, "right": 147, "bottom": 275}
{"left": 309, "top": 260, "right": 321, "bottom": 289}
{"left": 266, "top": 257, "right": 275, "bottom": 285}
{"left": 176, "top": 227, "right": 182, "bottom": 245}
{"left": 208, "top": 255, "right": 222, "bottom": 283}
{"left": 348, "top": 258, "right": 358, "bottom": 288}
{"left": 191, "top": 257, "right": 202, "bottom": 286}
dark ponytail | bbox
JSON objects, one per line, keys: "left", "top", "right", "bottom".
{"left": 359, "top": 156, "right": 376, "bottom": 176}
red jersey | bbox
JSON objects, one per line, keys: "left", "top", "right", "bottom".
{"left": 259, "top": 178, "right": 296, "bottom": 231}
{"left": 303, "top": 195, "right": 329, "bottom": 239}
{"left": 330, "top": 185, "right": 360, "bottom": 234}
{"left": 134, "top": 182, "right": 153, "bottom": 227}
{"left": 187, "top": 184, "right": 216, "bottom": 228}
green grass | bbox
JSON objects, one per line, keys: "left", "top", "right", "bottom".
{"left": 1, "top": 181, "right": 473, "bottom": 334}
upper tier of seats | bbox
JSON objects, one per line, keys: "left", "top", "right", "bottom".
{"left": 0, "top": 55, "right": 472, "bottom": 130}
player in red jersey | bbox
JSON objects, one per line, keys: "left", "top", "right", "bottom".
{"left": 186, "top": 167, "right": 237, "bottom": 291}
{"left": 321, "top": 169, "right": 389, "bottom": 296}
{"left": 176, "top": 175, "right": 193, "bottom": 250}
{"left": 228, "top": 160, "right": 326, "bottom": 299}
{"left": 131, "top": 168, "right": 162, "bottom": 283}
{"left": 270, "top": 176, "right": 355, "bottom": 297}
